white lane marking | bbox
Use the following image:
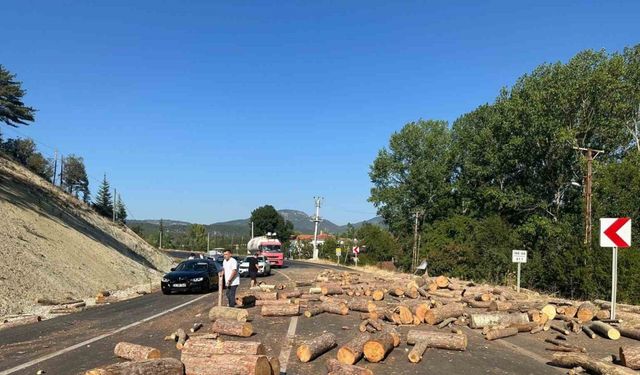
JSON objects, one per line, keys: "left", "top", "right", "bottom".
{"left": 278, "top": 316, "right": 298, "bottom": 375}
{"left": 0, "top": 294, "right": 209, "bottom": 375}
{"left": 273, "top": 269, "right": 292, "bottom": 281}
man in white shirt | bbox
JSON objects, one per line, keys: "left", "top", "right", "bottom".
{"left": 219, "top": 250, "right": 239, "bottom": 307}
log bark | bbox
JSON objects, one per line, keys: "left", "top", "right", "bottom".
{"left": 577, "top": 302, "right": 597, "bottom": 322}
{"left": 620, "top": 346, "right": 640, "bottom": 370}
{"left": 509, "top": 322, "right": 540, "bottom": 332}
{"left": 406, "top": 330, "right": 467, "bottom": 351}
{"left": 424, "top": 303, "right": 464, "bottom": 325}
{"left": 337, "top": 333, "right": 371, "bottom": 365}
{"left": 114, "top": 342, "right": 161, "bottom": 361}
{"left": 485, "top": 327, "right": 518, "bottom": 341}
{"left": 254, "top": 291, "right": 278, "bottom": 300}
{"left": 347, "top": 299, "right": 376, "bottom": 313}
{"left": 296, "top": 333, "right": 337, "bottom": 362}
{"left": 389, "top": 287, "right": 405, "bottom": 297}
{"left": 363, "top": 332, "right": 394, "bottom": 363}
{"left": 181, "top": 338, "right": 265, "bottom": 356}
{"left": 181, "top": 354, "right": 271, "bottom": 375}
{"left": 435, "top": 276, "right": 449, "bottom": 288}
{"left": 582, "top": 325, "right": 596, "bottom": 339}
{"left": 255, "top": 299, "right": 293, "bottom": 306}
{"left": 619, "top": 327, "right": 640, "bottom": 341}
{"left": 469, "top": 312, "right": 529, "bottom": 329}
{"left": 404, "top": 287, "right": 419, "bottom": 299}
{"left": 261, "top": 304, "right": 300, "bottom": 317}
{"left": 589, "top": 322, "right": 620, "bottom": 340}
{"left": 0, "top": 315, "right": 41, "bottom": 330}
{"left": 382, "top": 326, "right": 401, "bottom": 347}
{"left": 408, "top": 340, "right": 429, "bottom": 363}
{"left": 84, "top": 358, "right": 184, "bottom": 375}
{"left": 321, "top": 301, "right": 349, "bottom": 315}
{"left": 268, "top": 356, "right": 280, "bottom": 375}
{"left": 550, "top": 353, "right": 636, "bottom": 375}
{"left": 563, "top": 306, "right": 578, "bottom": 318}
{"left": 488, "top": 301, "right": 513, "bottom": 312}
{"left": 321, "top": 286, "right": 344, "bottom": 296}
{"left": 404, "top": 301, "right": 430, "bottom": 323}
{"left": 211, "top": 319, "right": 253, "bottom": 337}
{"left": 304, "top": 306, "right": 324, "bottom": 318}
{"left": 208, "top": 306, "right": 249, "bottom": 322}
{"left": 176, "top": 329, "right": 187, "bottom": 350}
{"left": 326, "top": 358, "right": 373, "bottom": 375}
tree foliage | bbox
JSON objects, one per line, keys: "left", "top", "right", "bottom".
{"left": 249, "top": 205, "right": 293, "bottom": 243}
{"left": 62, "top": 155, "right": 89, "bottom": 202}
{"left": 187, "top": 224, "right": 208, "bottom": 252}
{"left": 93, "top": 174, "right": 113, "bottom": 218}
{"left": 0, "top": 65, "right": 36, "bottom": 127}
{"left": 370, "top": 45, "right": 640, "bottom": 303}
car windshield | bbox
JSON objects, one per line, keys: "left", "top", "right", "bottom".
{"left": 261, "top": 245, "right": 281, "bottom": 252}
{"left": 175, "top": 261, "right": 209, "bottom": 272}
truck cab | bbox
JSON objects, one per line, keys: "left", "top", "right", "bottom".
{"left": 247, "top": 236, "right": 284, "bottom": 267}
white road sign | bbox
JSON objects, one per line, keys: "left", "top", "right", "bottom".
{"left": 512, "top": 250, "right": 527, "bottom": 263}
{"left": 600, "top": 218, "right": 632, "bottom": 248}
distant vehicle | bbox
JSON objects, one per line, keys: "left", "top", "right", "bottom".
{"left": 161, "top": 259, "right": 219, "bottom": 294}
{"left": 247, "top": 235, "right": 284, "bottom": 267}
{"left": 239, "top": 255, "right": 272, "bottom": 277}
{"left": 207, "top": 248, "right": 225, "bottom": 258}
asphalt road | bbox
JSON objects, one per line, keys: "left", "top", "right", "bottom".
{"left": 1, "top": 260, "right": 636, "bottom": 375}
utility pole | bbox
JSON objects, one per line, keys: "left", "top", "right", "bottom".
{"left": 573, "top": 147, "right": 603, "bottom": 248}
{"left": 113, "top": 188, "right": 117, "bottom": 222}
{"left": 311, "top": 197, "right": 323, "bottom": 259}
{"left": 52, "top": 149, "right": 58, "bottom": 185}
{"left": 207, "top": 232, "right": 210, "bottom": 252}
{"left": 159, "top": 219, "right": 163, "bottom": 250}
{"left": 59, "top": 155, "right": 65, "bottom": 188}
{"left": 412, "top": 211, "right": 422, "bottom": 272}
{"left": 251, "top": 221, "right": 254, "bottom": 238}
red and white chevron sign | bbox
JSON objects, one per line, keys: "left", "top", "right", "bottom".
{"left": 600, "top": 218, "right": 632, "bottom": 248}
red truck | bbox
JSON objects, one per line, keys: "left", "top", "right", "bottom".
{"left": 247, "top": 235, "right": 284, "bottom": 267}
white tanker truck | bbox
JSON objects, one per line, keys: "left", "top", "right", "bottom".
{"left": 247, "top": 233, "right": 284, "bottom": 267}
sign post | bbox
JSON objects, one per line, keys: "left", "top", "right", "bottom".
{"left": 353, "top": 246, "right": 360, "bottom": 267}
{"left": 335, "top": 247, "right": 342, "bottom": 265}
{"left": 512, "top": 250, "right": 527, "bottom": 293}
{"left": 600, "top": 217, "right": 632, "bottom": 319}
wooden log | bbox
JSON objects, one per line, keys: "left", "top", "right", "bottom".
{"left": 435, "top": 276, "right": 449, "bottom": 288}
{"left": 358, "top": 320, "right": 369, "bottom": 333}
{"left": 541, "top": 304, "right": 557, "bottom": 321}
{"left": 406, "top": 330, "right": 467, "bottom": 351}
{"left": 545, "top": 339, "right": 586, "bottom": 353}
{"left": 114, "top": 342, "right": 161, "bottom": 361}
{"left": 509, "top": 322, "right": 540, "bottom": 332}
{"left": 208, "top": 306, "right": 249, "bottom": 322}
{"left": 551, "top": 325, "right": 571, "bottom": 336}
{"left": 596, "top": 300, "right": 640, "bottom": 315}
{"left": 488, "top": 301, "right": 513, "bottom": 312}
{"left": 296, "top": 333, "right": 337, "bottom": 362}
{"left": 404, "top": 301, "right": 430, "bottom": 323}
{"left": 181, "top": 354, "right": 272, "bottom": 375}
{"left": 278, "top": 290, "right": 302, "bottom": 299}
{"left": 256, "top": 299, "right": 294, "bottom": 306}
{"left": 347, "top": 299, "right": 376, "bottom": 313}
{"left": 563, "top": 306, "right": 578, "bottom": 318}
{"left": 0, "top": 315, "right": 41, "bottom": 330}
{"left": 437, "top": 317, "right": 457, "bottom": 329}
{"left": 304, "top": 306, "right": 324, "bottom": 318}
{"left": 181, "top": 338, "right": 266, "bottom": 356}
{"left": 467, "top": 300, "right": 492, "bottom": 308}
{"left": 424, "top": 303, "right": 464, "bottom": 325}
{"left": 389, "top": 287, "right": 405, "bottom": 297}
{"left": 363, "top": 332, "right": 394, "bottom": 363}
{"left": 337, "top": 333, "right": 372, "bottom": 365}
{"left": 190, "top": 323, "right": 203, "bottom": 333}
{"left": 582, "top": 325, "right": 597, "bottom": 339}
{"left": 268, "top": 356, "right": 280, "bottom": 375}
{"left": 590, "top": 321, "right": 620, "bottom": 340}
{"left": 176, "top": 329, "right": 187, "bottom": 350}
{"left": 596, "top": 309, "right": 611, "bottom": 321}
{"left": 408, "top": 340, "right": 429, "bottom": 363}
{"left": 254, "top": 291, "right": 278, "bottom": 300}
{"left": 620, "top": 346, "right": 640, "bottom": 370}
{"left": 295, "top": 281, "right": 314, "bottom": 287}
{"left": 382, "top": 326, "right": 401, "bottom": 347}
{"left": 261, "top": 304, "right": 300, "bottom": 317}
{"left": 371, "top": 289, "right": 384, "bottom": 301}
{"left": 405, "top": 287, "right": 419, "bottom": 299}
{"left": 368, "top": 319, "right": 384, "bottom": 331}
{"left": 326, "top": 358, "right": 373, "bottom": 375}
{"left": 309, "top": 287, "right": 322, "bottom": 294}
{"left": 474, "top": 293, "right": 492, "bottom": 302}
{"left": 485, "top": 327, "right": 518, "bottom": 341}
{"left": 469, "top": 312, "right": 529, "bottom": 329}
{"left": 550, "top": 353, "right": 636, "bottom": 375}
{"left": 321, "top": 301, "right": 349, "bottom": 315}
{"left": 577, "top": 302, "right": 597, "bottom": 322}
{"left": 619, "top": 327, "right": 640, "bottom": 341}
{"left": 84, "top": 358, "right": 184, "bottom": 375}
{"left": 322, "top": 286, "right": 344, "bottom": 296}
{"left": 392, "top": 305, "right": 414, "bottom": 325}
{"left": 211, "top": 319, "right": 253, "bottom": 337}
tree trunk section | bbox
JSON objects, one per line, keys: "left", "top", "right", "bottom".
{"left": 406, "top": 330, "right": 467, "bottom": 351}
{"left": 208, "top": 306, "right": 249, "bottom": 322}
{"left": 181, "top": 354, "right": 271, "bottom": 375}
{"left": 181, "top": 338, "right": 265, "bottom": 357}
{"left": 589, "top": 321, "right": 620, "bottom": 340}
{"left": 550, "top": 353, "right": 636, "bottom": 375}
{"left": 347, "top": 299, "right": 376, "bottom": 313}
{"left": 321, "top": 286, "right": 344, "bottom": 296}
{"left": 304, "top": 306, "right": 324, "bottom": 318}
{"left": 541, "top": 304, "right": 557, "bottom": 321}
{"left": 261, "top": 304, "right": 300, "bottom": 317}
{"left": 577, "top": 302, "right": 597, "bottom": 322}
{"left": 84, "top": 358, "right": 184, "bottom": 375}
{"left": 337, "top": 333, "right": 371, "bottom": 365}
{"left": 296, "top": 333, "right": 337, "bottom": 362}
{"left": 363, "top": 332, "right": 394, "bottom": 363}
{"left": 619, "top": 327, "right": 640, "bottom": 341}
{"left": 113, "top": 342, "right": 161, "bottom": 361}
{"left": 620, "top": 346, "right": 640, "bottom": 370}
{"left": 321, "top": 301, "right": 349, "bottom": 315}
{"left": 485, "top": 327, "right": 518, "bottom": 341}
{"left": 326, "top": 358, "right": 373, "bottom": 375}
{"left": 435, "top": 276, "right": 449, "bottom": 288}
{"left": 469, "top": 312, "right": 529, "bottom": 329}
{"left": 371, "top": 290, "right": 384, "bottom": 301}
{"left": 408, "top": 340, "right": 429, "bottom": 363}
{"left": 424, "top": 303, "right": 464, "bottom": 325}
{"left": 211, "top": 319, "right": 253, "bottom": 337}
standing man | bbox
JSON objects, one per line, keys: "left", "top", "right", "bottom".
{"left": 219, "top": 250, "right": 239, "bottom": 307}
{"left": 247, "top": 251, "right": 259, "bottom": 287}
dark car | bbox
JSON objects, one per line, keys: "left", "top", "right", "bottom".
{"left": 161, "top": 259, "right": 220, "bottom": 294}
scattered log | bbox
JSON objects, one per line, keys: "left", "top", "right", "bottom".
{"left": 114, "top": 342, "right": 161, "bottom": 361}
{"left": 389, "top": 287, "right": 405, "bottom": 297}
{"left": 563, "top": 306, "right": 578, "bottom": 318}
{"left": 596, "top": 300, "right": 640, "bottom": 315}
{"left": 296, "top": 333, "right": 337, "bottom": 362}
{"left": 405, "top": 287, "right": 419, "bottom": 299}
{"left": 181, "top": 354, "right": 272, "bottom": 375}
{"left": 322, "top": 286, "right": 344, "bottom": 296}
{"left": 309, "top": 287, "right": 322, "bottom": 294}
{"left": 595, "top": 309, "right": 611, "bottom": 321}
{"left": 382, "top": 326, "right": 401, "bottom": 347}
{"left": 368, "top": 319, "right": 384, "bottom": 331}
{"left": 550, "top": 353, "right": 636, "bottom": 375}
{"left": 435, "top": 276, "right": 449, "bottom": 288}
{"left": 295, "top": 281, "right": 313, "bottom": 287}
{"left": 208, "top": 306, "right": 249, "bottom": 322}
{"left": 268, "top": 356, "right": 280, "bottom": 375}
{"left": 551, "top": 325, "right": 571, "bottom": 336}
{"left": 545, "top": 338, "right": 586, "bottom": 353}
{"left": 326, "top": 358, "right": 373, "bottom": 375}
{"left": 437, "top": 317, "right": 457, "bottom": 329}
{"left": 337, "top": 333, "right": 372, "bottom": 365}
{"left": 211, "top": 319, "right": 253, "bottom": 337}
{"left": 278, "top": 290, "right": 303, "bottom": 299}
{"left": 304, "top": 306, "right": 324, "bottom": 318}
{"left": 254, "top": 292, "right": 278, "bottom": 300}
{"left": 321, "top": 301, "right": 349, "bottom": 315}
{"left": 261, "top": 304, "right": 300, "bottom": 317}
{"left": 541, "top": 304, "right": 557, "bottom": 321}
{"left": 176, "top": 329, "right": 187, "bottom": 350}
{"left": 620, "top": 346, "right": 640, "bottom": 370}
{"left": 363, "top": 332, "right": 395, "bottom": 363}
{"left": 0, "top": 315, "right": 41, "bottom": 330}
{"left": 582, "top": 325, "right": 596, "bottom": 339}
{"left": 84, "top": 358, "right": 184, "bottom": 375}
{"left": 358, "top": 320, "right": 370, "bottom": 333}
{"left": 191, "top": 323, "right": 203, "bottom": 333}
{"left": 577, "top": 302, "right": 597, "bottom": 322}
{"left": 424, "top": 303, "right": 464, "bottom": 325}
{"left": 391, "top": 305, "right": 414, "bottom": 325}
{"left": 469, "top": 312, "right": 529, "bottom": 329}
{"left": 509, "top": 322, "right": 540, "bottom": 333}
{"left": 408, "top": 340, "right": 429, "bottom": 363}
{"left": 467, "top": 300, "right": 492, "bottom": 309}
{"left": 619, "top": 327, "right": 640, "bottom": 341}
{"left": 485, "top": 327, "right": 518, "bottom": 341}
{"left": 406, "top": 330, "right": 467, "bottom": 351}
{"left": 475, "top": 293, "right": 492, "bottom": 302}
{"left": 488, "top": 301, "right": 513, "bottom": 312}
{"left": 181, "top": 338, "right": 266, "bottom": 356}
{"left": 590, "top": 322, "right": 620, "bottom": 340}
{"left": 347, "top": 299, "right": 376, "bottom": 313}
{"left": 37, "top": 298, "right": 83, "bottom": 305}
{"left": 255, "top": 299, "right": 293, "bottom": 306}
{"left": 371, "top": 290, "right": 384, "bottom": 301}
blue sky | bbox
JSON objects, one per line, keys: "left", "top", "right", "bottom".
{"left": 1, "top": 1, "right": 638, "bottom": 225}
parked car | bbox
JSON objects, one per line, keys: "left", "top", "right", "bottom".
{"left": 161, "top": 259, "right": 220, "bottom": 294}
{"left": 239, "top": 255, "right": 272, "bottom": 277}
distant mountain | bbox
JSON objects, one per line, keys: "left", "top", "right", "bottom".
{"left": 129, "top": 209, "right": 384, "bottom": 238}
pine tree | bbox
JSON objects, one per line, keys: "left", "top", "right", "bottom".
{"left": 0, "top": 65, "right": 36, "bottom": 127}
{"left": 115, "top": 195, "right": 127, "bottom": 224}
{"left": 93, "top": 174, "right": 113, "bottom": 218}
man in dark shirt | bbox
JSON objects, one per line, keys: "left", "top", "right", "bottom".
{"left": 247, "top": 251, "right": 259, "bottom": 287}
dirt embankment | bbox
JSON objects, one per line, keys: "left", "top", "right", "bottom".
{"left": 0, "top": 155, "right": 173, "bottom": 317}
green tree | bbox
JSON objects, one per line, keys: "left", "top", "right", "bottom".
{"left": 187, "top": 224, "right": 208, "bottom": 252}
{"left": 115, "top": 196, "right": 128, "bottom": 224}
{"left": 26, "top": 152, "right": 54, "bottom": 181}
{"left": 2, "top": 137, "right": 36, "bottom": 164}
{"left": 0, "top": 65, "right": 36, "bottom": 127}
{"left": 61, "top": 155, "right": 89, "bottom": 202}
{"left": 249, "top": 205, "right": 293, "bottom": 243}
{"left": 355, "top": 224, "right": 402, "bottom": 266}
{"left": 93, "top": 174, "right": 113, "bottom": 218}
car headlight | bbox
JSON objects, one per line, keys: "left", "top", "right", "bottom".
{"left": 162, "top": 278, "right": 170, "bottom": 283}
{"left": 191, "top": 277, "right": 204, "bottom": 282}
